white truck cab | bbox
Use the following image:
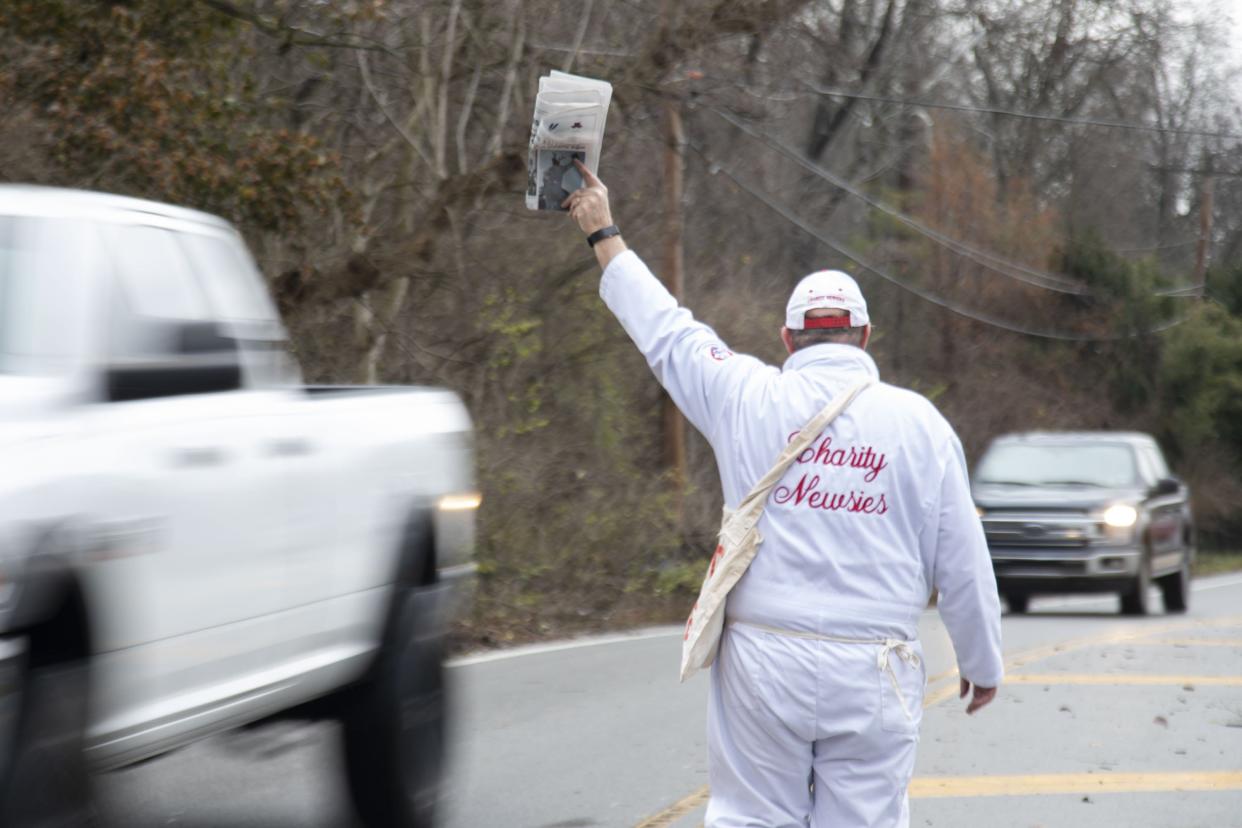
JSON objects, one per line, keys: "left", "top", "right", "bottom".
{"left": 0, "top": 186, "right": 477, "bottom": 828}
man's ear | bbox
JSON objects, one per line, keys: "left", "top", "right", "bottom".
{"left": 781, "top": 326, "right": 795, "bottom": 355}
{"left": 860, "top": 323, "right": 872, "bottom": 350}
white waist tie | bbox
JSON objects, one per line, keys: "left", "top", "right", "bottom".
{"left": 727, "top": 620, "right": 922, "bottom": 721}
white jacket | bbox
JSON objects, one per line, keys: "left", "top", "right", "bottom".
{"left": 601, "top": 250, "right": 1004, "bottom": 688}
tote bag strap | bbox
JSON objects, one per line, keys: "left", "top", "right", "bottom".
{"left": 733, "top": 378, "right": 875, "bottom": 517}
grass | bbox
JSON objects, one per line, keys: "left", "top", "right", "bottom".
{"left": 1194, "top": 549, "right": 1242, "bottom": 578}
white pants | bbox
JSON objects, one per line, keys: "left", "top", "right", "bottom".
{"left": 706, "top": 624, "right": 925, "bottom": 828}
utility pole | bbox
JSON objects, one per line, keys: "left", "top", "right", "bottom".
{"left": 1192, "top": 155, "right": 1215, "bottom": 294}
{"left": 662, "top": 94, "right": 688, "bottom": 505}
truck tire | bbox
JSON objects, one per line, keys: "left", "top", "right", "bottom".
{"left": 341, "top": 585, "right": 446, "bottom": 828}
{"left": 1157, "top": 557, "right": 1191, "bottom": 614}
{"left": 0, "top": 647, "right": 94, "bottom": 827}
{"left": 1119, "top": 554, "right": 1152, "bottom": 615}
{"left": 1003, "top": 592, "right": 1029, "bottom": 614}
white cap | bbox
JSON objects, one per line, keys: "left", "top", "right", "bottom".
{"left": 784, "top": 269, "right": 869, "bottom": 330}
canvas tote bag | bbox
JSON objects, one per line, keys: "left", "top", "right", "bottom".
{"left": 679, "top": 379, "right": 875, "bottom": 682}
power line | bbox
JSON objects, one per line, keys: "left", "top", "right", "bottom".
{"left": 687, "top": 141, "right": 1188, "bottom": 342}
{"left": 710, "top": 106, "right": 1205, "bottom": 305}
{"left": 1115, "top": 239, "right": 1200, "bottom": 252}
{"left": 708, "top": 106, "right": 1090, "bottom": 295}
{"left": 1155, "top": 283, "right": 1205, "bottom": 297}
{"left": 527, "top": 27, "right": 1242, "bottom": 142}
{"left": 802, "top": 82, "right": 1242, "bottom": 143}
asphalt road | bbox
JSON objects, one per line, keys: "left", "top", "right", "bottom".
{"left": 95, "top": 573, "right": 1242, "bottom": 828}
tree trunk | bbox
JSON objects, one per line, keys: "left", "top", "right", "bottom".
{"left": 662, "top": 96, "right": 688, "bottom": 501}
{"left": 353, "top": 276, "right": 411, "bottom": 385}
{"left": 1193, "top": 164, "right": 1215, "bottom": 292}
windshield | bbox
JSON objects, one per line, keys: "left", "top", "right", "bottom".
{"left": 0, "top": 217, "right": 18, "bottom": 373}
{"left": 0, "top": 215, "right": 93, "bottom": 375}
{"left": 975, "top": 442, "right": 1140, "bottom": 489}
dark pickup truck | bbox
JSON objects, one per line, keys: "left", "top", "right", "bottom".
{"left": 972, "top": 432, "right": 1194, "bottom": 615}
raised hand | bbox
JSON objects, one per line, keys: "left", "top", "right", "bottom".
{"left": 562, "top": 159, "right": 613, "bottom": 236}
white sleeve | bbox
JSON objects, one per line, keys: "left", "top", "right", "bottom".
{"left": 924, "top": 434, "right": 1005, "bottom": 688}
{"left": 599, "top": 250, "right": 771, "bottom": 443}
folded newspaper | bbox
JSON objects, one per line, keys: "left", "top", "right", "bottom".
{"left": 526, "top": 71, "right": 613, "bottom": 211}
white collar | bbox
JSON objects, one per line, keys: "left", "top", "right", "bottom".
{"left": 781, "top": 343, "right": 880, "bottom": 379}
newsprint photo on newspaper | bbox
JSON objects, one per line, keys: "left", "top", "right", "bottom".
{"left": 526, "top": 71, "right": 613, "bottom": 211}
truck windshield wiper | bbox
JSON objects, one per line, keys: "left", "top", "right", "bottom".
{"left": 1039, "top": 479, "right": 1104, "bottom": 487}
{"left": 977, "top": 479, "right": 1038, "bottom": 487}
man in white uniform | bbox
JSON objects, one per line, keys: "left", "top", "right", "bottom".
{"left": 562, "top": 162, "right": 1004, "bottom": 827}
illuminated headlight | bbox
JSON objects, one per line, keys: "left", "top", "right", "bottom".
{"left": 975, "top": 505, "right": 986, "bottom": 518}
{"left": 1102, "top": 504, "right": 1138, "bottom": 528}
{"left": 437, "top": 492, "right": 482, "bottom": 512}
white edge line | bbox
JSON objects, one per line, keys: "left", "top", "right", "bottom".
{"left": 449, "top": 626, "right": 682, "bottom": 668}
{"left": 1193, "top": 572, "right": 1242, "bottom": 592}
{"left": 1015, "top": 571, "right": 1242, "bottom": 612}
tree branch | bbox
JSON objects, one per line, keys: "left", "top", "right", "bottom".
{"left": 356, "top": 50, "right": 437, "bottom": 176}
{"left": 487, "top": 3, "right": 526, "bottom": 159}
{"left": 194, "top": 0, "right": 392, "bottom": 53}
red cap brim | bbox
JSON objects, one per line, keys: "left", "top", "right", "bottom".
{"left": 803, "top": 315, "right": 853, "bottom": 330}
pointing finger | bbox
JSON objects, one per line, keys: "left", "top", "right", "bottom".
{"left": 574, "top": 159, "right": 602, "bottom": 188}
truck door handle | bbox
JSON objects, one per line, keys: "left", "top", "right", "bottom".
{"left": 267, "top": 438, "right": 314, "bottom": 457}
{"left": 170, "top": 447, "right": 226, "bottom": 467}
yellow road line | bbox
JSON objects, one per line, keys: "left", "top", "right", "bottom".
{"left": 925, "top": 666, "right": 959, "bottom": 685}
{"left": 1007, "top": 673, "right": 1242, "bottom": 686}
{"left": 1000, "top": 614, "right": 1242, "bottom": 671}
{"left": 633, "top": 785, "right": 709, "bottom": 828}
{"left": 630, "top": 770, "right": 1242, "bottom": 819}
{"left": 924, "top": 681, "right": 965, "bottom": 708}
{"left": 910, "top": 770, "right": 1242, "bottom": 798}
{"left": 921, "top": 614, "right": 1242, "bottom": 710}
{"left": 1140, "top": 637, "right": 1242, "bottom": 647}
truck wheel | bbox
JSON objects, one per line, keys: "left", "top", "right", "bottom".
{"left": 1158, "top": 558, "right": 1191, "bottom": 614}
{"left": 1004, "top": 593, "right": 1029, "bottom": 614}
{"left": 1119, "top": 555, "right": 1152, "bottom": 616}
{"left": 0, "top": 646, "right": 94, "bottom": 826}
{"left": 341, "top": 587, "right": 446, "bottom": 828}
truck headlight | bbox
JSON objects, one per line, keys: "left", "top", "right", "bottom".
{"left": 437, "top": 492, "right": 482, "bottom": 512}
{"left": 1102, "top": 504, "right": 1138, "bottom": 528}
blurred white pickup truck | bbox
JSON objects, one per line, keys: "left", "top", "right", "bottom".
{"left": 0, "top": 186, "right": 478, "bottom": 827}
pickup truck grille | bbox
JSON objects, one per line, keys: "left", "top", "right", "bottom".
{"left": 982, "top": 514, "right": 1101, "bottom": 548}
{"left": 993, "top": 557, "right": 1089, "bottom": 576}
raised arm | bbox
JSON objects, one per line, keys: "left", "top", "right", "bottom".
{"left": 562, "top": 161, "right": 771, "bottom": 443}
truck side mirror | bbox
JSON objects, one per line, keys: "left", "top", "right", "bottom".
{"left": 1151, "top": 477, "right": 1180, "bottom": 497}
{"left": 174, "top": 321, "right": 240, "bottom": 356}
{"left": 103, "top": 321, "right": 243, "bottom": 402}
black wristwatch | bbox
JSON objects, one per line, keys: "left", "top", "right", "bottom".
{"left": 586, "top": 224, "right": 621, "bottom": 247}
